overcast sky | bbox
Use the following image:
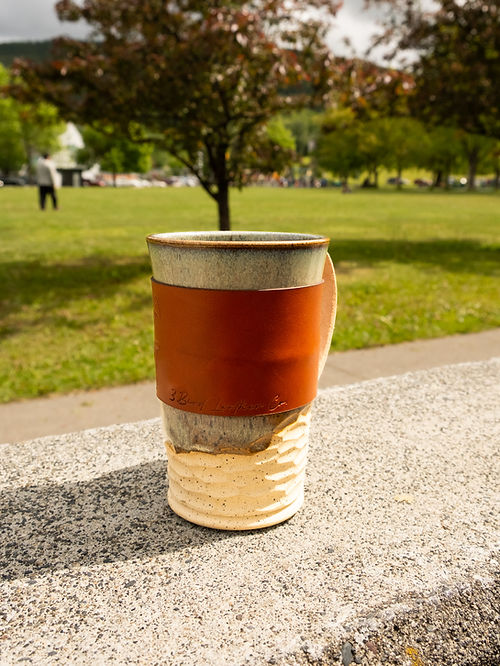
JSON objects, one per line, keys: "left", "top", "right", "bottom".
{"left": 0, "top": 0, "right": 387, "bottom": 59}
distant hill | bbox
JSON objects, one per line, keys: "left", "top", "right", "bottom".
{"left": 0, "top": 40, "right": 54, "bottom": 67}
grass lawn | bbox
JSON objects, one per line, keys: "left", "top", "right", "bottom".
{"left": 1, "top": 185, "right": 499, "bottom": 403}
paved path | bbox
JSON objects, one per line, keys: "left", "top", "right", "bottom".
{"left": 1, "top": 328, "right": 499, "bottom": 444}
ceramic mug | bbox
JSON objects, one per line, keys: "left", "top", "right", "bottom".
{"left": 147, "top": 231, "right": 336, "bottom": 530}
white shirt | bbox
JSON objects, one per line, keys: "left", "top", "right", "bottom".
{"left": 36, "top": 158, "right": 59, "bottom": 187}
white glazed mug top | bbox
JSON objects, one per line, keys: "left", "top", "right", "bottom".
{"left": 146, "top": 230, "right": 329, "bottom": 247}
{"left": 147, "top": 231, "right": 329, "bottom": 291}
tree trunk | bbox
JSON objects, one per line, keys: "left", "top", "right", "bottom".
{"left": 374, "top": 168, "right": 379, "bottom": 188}
{"left": 212, "top": 145, "right": 231, "bottom": 230}
{"left": 112, "top": 170, "right": 117, "bottom": 188}
{"left": 433, "top": 170, "right": 442, "bottom": 188}
{"left": 397, "top": 166, "right": 403, "bottom": 190}
{"left": 467, "top": 147, "right": 478, "bottom": 191}
{"left": 494, "top": 169, "right": 499, "bottom": 190}
{"left": 216, "top": 182, "right": 230, "bottom": 231}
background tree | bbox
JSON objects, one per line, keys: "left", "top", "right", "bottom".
{"left": 0, "top": 94, "right": 25, "bottom": 175}
{"left": 240, "top": 117, "right": 296, "bottom": 181}
{"left": 282, "top": 109, "right": 321, "bottom": 158}
{"left": 77, "top": 125, "right": 152, "bottom": 186}
{"left": 17, "top": 103, "right": 63, "bottom": 182}
{"left": 11, "top": 0, "right": 340, "bottom": 229}
{"left": 418, "top": 126, "right": 463, "bottom": 188}
{"left": 482, "top": 141, "right": 500, "bottom": 190}
{"left": 367, "top": 1, "right": 500, "bottom": 143}
{"left": 0, "top": 64, "right": 62, "bottom": 178}
{"left": 333, "top": 58, "right": 413, "bottom": 120}
{"left": 357, "top": 118, "right": 392, "bottom": 187}
{"left": 315, "top": 107, "right": 364, "bottom": 191}
{"left": 458, "top": 132, "right": 497, "bottom": 190}
{"left": 380, "top": 117, "right": 423, "bottom": 188}
{"left": 150, "top": 148, "right": 185, "bottom": 177}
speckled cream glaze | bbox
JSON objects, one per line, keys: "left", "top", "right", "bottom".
{"left": 147, "top": 231, "right": 331, "bottom": 455}
{"left": 165, "top": 406, "right": 311, "bottom": 530}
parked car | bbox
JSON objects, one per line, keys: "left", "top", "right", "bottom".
{"left": 0, "top": 175, "right": 27, "bottom": 186}
{"left": 387, "top": 176, "right": 409, "bottom": 185}
{"left": 448, "top": 176, "right": 467, "bottom": 188}
{"left": 114, "top": 176, "right": 152, "bottom": 188}
{"left": 169, "top": 175, "right": 200, "bottom": 187}
{"left": 414, "top": 178, "right": 432, "bottom": 187}
{"left": 479, "top": 178, "right": 498, "bottom": 188}
{"left": 82, "top": 176, "right": 106, "bottom": 187}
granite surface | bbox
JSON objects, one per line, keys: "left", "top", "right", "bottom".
{"left": 1, "top": 360, "right": 499, "bottom": 665}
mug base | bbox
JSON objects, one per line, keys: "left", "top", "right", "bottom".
{"left": 164, "top": 409, "right": 310, "bottom": 531}
{"left": 168, "top": 487, "right": 304, "bottom": 531}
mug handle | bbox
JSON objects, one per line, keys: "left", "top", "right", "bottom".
{"left": 318, "top": 252, "right": 337, "bottom": 379}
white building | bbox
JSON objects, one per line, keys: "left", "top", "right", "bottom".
{"left": 52, "top": 122, "right": 85, "bottom": 186}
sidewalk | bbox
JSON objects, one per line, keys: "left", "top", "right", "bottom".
{"left": 1, "top": 328, "right": 499, "bottom": 444}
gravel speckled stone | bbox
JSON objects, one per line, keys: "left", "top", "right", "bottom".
{"left": 1, "top": 360, "right": 499, "bottom": 664}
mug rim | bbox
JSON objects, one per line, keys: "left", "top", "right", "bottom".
{"left": 147, "top": 231, "right": 330, "bottom": 249}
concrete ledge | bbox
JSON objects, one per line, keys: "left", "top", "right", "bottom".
{"left": 1, "top": 360, "right": 499, "bottom": 664}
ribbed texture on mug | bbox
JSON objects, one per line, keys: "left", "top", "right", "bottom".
{"left": 165, "top": 409, "right": 311, "bottom": 530}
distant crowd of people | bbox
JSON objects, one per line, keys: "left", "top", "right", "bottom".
{"left": 248, "top": 172, "right": 339, "bottom": 189}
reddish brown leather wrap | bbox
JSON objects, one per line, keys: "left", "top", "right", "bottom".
{"left": 152, "top": 279, "right": 323, "bottom": 416}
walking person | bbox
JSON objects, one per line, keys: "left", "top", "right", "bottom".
{"left": 36, "top": 153, "right": 59, "bottom": 210}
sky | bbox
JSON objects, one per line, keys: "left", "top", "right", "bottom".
{"left": 0, "top": 0, "right": 386, "bottom": 60}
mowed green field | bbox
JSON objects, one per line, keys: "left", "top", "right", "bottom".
{"left": 1, "top": 185, "right": 499, "bottom": 402}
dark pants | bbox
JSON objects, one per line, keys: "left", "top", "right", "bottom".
{"left": 39, "top": 185, "right": 58, "bottom": 210}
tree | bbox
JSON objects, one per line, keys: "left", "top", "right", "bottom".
{"left": 0, "top": 64, "right": 63, "bottom": 177}
{"left": 458, "top": 132, "right": 497, "bottom": 190}
{"left": 150, "top": 148, "right": 185, "bottom": 176}
{"left": 17, "top": 103, "right": 63, "bottom": 182}
{"left": 240, "top": 116, "right": 296, "bottom": 181}
{"left": 367, "top": 1, "right": 500, "bottom": 142}
{"left": 482, "top": 141, "right": 500, "bottom": 190}
{"left": 315, "top": 107, "right": 364, "bottom": 190}
{"left": 332, "top": 58, "right": 414, "bottom": 120}
{"left": 77, "top": 125, "right": 152, "bottom": 186}
{"left": 379, "top": 117, "right": 423, "bottom": 188}
{"left": 418, "top": 126, "right": 463, "bottom": 188}
{"left": 357, "top": 118, "right": 392, "bottom": 187}
{"left": 282, "top": 109, "right": 321, "bottom": 157}
{"left": 0, "top": 94, "right": 25, "bottom": 175}
{"left": 11, "top": 0, "right": 340, "bottom": 229}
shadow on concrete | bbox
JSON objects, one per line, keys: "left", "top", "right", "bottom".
{"left": 0, "top": 460, "right": 271, "bottom": 582}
